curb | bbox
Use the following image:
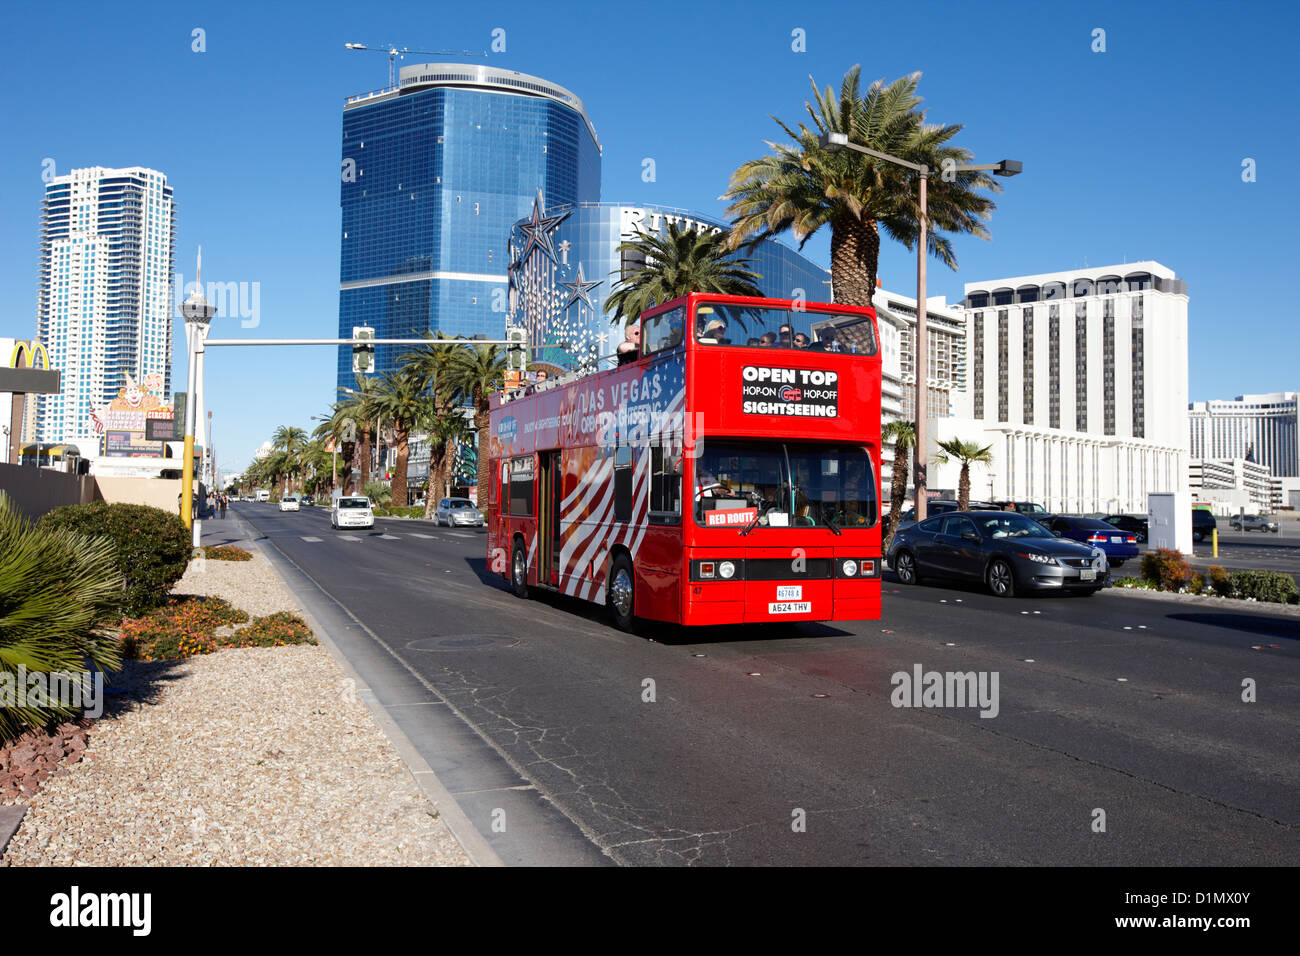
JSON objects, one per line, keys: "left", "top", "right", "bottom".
{"left": 225, "top": 511, "right": 504, "bottom": 867}
{"left": 1107, "top": 584, "right": 1300, "bottom": 616}
{"left": 0, "top": 805, "right": 25, "bottom": 857}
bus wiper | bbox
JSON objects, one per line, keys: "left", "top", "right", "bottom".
{"left": 738, "top": 512, "right": 763, "bottom": 536}
{"left": 824, "top": 515, "right": 842, "bottom": 536}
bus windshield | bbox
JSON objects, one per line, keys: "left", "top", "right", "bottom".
{"left": 693, "top": 440, "right": 877, "bottom": 530}
{"left": 694, "top": 303, "right": 877, "bottom": 354}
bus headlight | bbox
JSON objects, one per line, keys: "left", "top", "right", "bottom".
{"left": 842, "top": 559, "right": 858, "bottom": 577}
{"left": 718, "top": 561, "right": 736, "bottom": 579}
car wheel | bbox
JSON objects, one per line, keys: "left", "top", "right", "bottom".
{"left": 894, "top": 550, "right": 919, "bottom": 585}
{"left": 608, "top": 554, "right": 635, "bottom": 631}
{"left": 987, "top": 558, "right": 1016, "bottom": 598}
{"left": 511, "top": 540, "right": 529, "bottom": 599}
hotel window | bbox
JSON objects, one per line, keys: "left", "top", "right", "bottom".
{"left": 1075, "top": 302, "right": 1088, "bottom": 431}
{"left": 997, "top": 309, "right": 1009, "bottom": 422}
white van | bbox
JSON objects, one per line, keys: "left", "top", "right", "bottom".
{"left": 331, "top": 494, "right": 374, "bottom": 530}
{"left": 255, "top": 489, "right": 271, "bottom": 502}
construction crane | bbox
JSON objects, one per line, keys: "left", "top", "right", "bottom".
{"left": 344, "top": 42, "right": 487, "bottom": 89}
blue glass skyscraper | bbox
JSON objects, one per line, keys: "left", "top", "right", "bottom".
{"left": 338, "top": 63, "right": 601, "bottom": 391}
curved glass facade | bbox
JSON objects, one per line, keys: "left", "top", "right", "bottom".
{"left": 338, "top": 65, "right": 601, "bottom": 391}
{"left": 507, "top": 203, "right": 831, "bottom": 373}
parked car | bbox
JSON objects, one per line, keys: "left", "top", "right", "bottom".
{"left": 331, "top": 495, "right": 375, "bottom": 530}
{"left": 278, "top": 495, "right": 300, "bottom": 512}
{"left": 887, "top": 510, "right": 1108, "bottom": 597}
{"left": 895, "top": 499, "right": 997, "bottom": 531}
{"left": 1043, "top": 515, "right": 1139, "bottom": 568}
{"left": 435, "top": 497, "right": 485, "bottom": 527}
{"left": 991, "top": 500, "right": 1049, "bottom": 516}
{"left": 1103, "top": 513, "right": 1148, "bottom": 543}
{"left": 1192, "top": 509, "right": 1217, "bottom": 543}
{"left": 1229, "top": 514, "right": 1279, "bottom": 533}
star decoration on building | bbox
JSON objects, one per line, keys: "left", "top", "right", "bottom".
{"left": 560, "top": 262, "right": 602, "bottom": 310}
{"left": 517, "top": 191, "right": 570, "bottom": 266}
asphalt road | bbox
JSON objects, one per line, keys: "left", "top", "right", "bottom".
{"left": 1187, "top": 528, "right": 1300, "bottom": 581}
{"left": 217, "top": 502, "right": 1299, "bottom": 866}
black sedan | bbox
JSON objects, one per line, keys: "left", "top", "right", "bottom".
{"left": 1103, "top": 513, "right": 1148, "bottom": 543}
{"left": 887, "top": 510, "right": 1110, "bottom": 598}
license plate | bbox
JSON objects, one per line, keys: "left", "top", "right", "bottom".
{"left": 1110, "top": 536, "right": 1122, "bottom": 543}
{"left": 769, "top": 601, "right": 811, "bottom": 614}
{"left": 776, "top": 585, "right": 802, "bottom": 600}
{"left": 1080, "top": 569, "right": 1097, "bottom": 581}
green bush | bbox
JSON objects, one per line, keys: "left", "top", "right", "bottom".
{"left": 1114, "top": 576, "right": 1157, "bottom": 590}
{"left": 1139, "top": 548, "right": 1193, "bottom": 592}
{"left": 219, "top": 612, "right": 315, "bottom": 648}
{"left": 1228, "top": 570, "right": 1300, "bottom": 605}
{"left": 363, "top": 480, "right": 392, "bottom": 508}
{"left": 1207, "top": 565, "right": 1233, "bottom": 598}
{"left": 203, "top": 545, "right": 252, "bottom": 561}
{"left": 374, "top": 505, "right": 423, "bottom": 519}
{"left": 0, "top": 492, "right": 124, "bottom": 743}
{"left": 41, "top": 501, "right": 191, "bottom": 617}
{"left": 1188, "top": 572, "right": 1205, "bottom": 595}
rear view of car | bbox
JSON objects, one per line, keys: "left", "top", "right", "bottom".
{"left": 1045, "top": 515, "right": 1139, "bottom": 568}
{"left": 331, "top": 496, "right": 374, "bottom": 530}
{"left": 279, "top": 495, "right": 300, "bottom": 512}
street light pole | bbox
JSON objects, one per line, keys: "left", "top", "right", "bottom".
{"left": 817, "top": 132, "right": 1021, "bottom": 523}
{"left": 180, "top": 250, "right": 216, "bottom": 538}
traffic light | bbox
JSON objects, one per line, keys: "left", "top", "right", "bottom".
{"left": 352, "top": 326, "right": 375, "bottom": 375}
{"left": 505, "top": 325, "right": 528, "bottom": 373}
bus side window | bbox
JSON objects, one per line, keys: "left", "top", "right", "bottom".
{"left": 614, "top": 444, "right": 633, "bottom": 522}
{"left": 500, "top": 461, "right": 511, "bottom": 515}
{"left": 510, "top": 457, "right": 534, "bottom": 517}
{"left": 649, "top": 444, "right": 681, "bottom": 523}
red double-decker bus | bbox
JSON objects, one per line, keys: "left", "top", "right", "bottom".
{"left": 486, "top": 292, "right": 882, "bottom": 629}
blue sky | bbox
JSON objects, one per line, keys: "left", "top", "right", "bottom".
{"left": 1, "top": 0, "right": 1294, "bottom": 472}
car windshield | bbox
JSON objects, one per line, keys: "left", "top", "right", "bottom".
{"left": 976, "top": 513, "right": 1055, "bottom": 539}
{"left": 692, "top": 304, "right": 877, "bottom": 354}
{"left": 693, "top": 440, "right": 877, "bottom": 530}
{"left": 338, "top": 498, "right": 370, "bottom": 509}
{"left": 450, "top": 500, "right": 475, "bottom": 509}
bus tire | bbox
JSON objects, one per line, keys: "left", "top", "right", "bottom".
{"left": 511, "top": 540, "right": 529, "bottom": 599}
{"left": 608, "top": 554, "right": 635, "bottom": 631}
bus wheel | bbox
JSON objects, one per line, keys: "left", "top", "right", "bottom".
{"left": 511, "top": 541, "right": 529, "bottom": 599}
{"left": 608, "top": 555, "right": 635, "bottom": 631}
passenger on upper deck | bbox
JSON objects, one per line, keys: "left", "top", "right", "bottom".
{"left": 698, "top": 317, "right": 730, "bottom": 344}
{"left": 616, "top": 323, "right": 641, "bottom": 365}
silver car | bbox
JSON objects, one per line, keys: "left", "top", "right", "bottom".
{"left": 434, "top": 497, "right": 484, "bottom": 527}
{"left": 1230, "top": 514, "right": 1279, "bottom": 533}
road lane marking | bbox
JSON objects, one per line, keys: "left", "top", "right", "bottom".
{"left": 408, "top": 533, "right": 436, "bottom": 539}
{"left": 448, "top": 532, "right": 475, "bottom": 538}
{"left": 301, "top": 536, "right": 323, "bottom": 542}
{"left": 379, "top": 534, "right": 401, "bottom": 540}
{"left": 339, "top": 535, "right": 361, "bottom": 541}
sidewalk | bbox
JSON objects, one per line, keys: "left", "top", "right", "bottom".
{"left": 2, "top": 516, "right": 473, "bottom": 867}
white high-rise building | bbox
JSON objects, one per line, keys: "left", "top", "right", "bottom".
{"left": 35, "top": 166, "right": 176, "bottom": 447}
{"left": 933, "top": 261, "right": 1189, "bottom": 514}
{"left": 1188, "top": 392, "right": 1298, "bottom": 478}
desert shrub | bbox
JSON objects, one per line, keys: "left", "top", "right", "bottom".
{"left": 1114, "top": 576, "right": 1157, "bottom": 590}
{"left": 0, "top": 492, "right": 125, "bottom": 743}
{"left": 373, "top": 505, "right": 422, "bottom": 518}
{"left": 1188, "top": 572, "right": 1205, "bottom": 595}
{"left": 1228, "top": 570, "right": 1299, "bottom": 605}
{"left": 1139, "top": 548, "right": 1193, "bottom": 592}
{"left": 117, "top": 596, "right": 248, "bottom": 661}
{"left": 363, "top": 481, "right": 392, "bottom": 508}
{"left": 1207, "top": 565, "right": 1233, "bottom": 598}
{"left": 203, "top": 545, "right": 252, "bottom": 562}
{"left": 41, "top": 502, "right": 190, "bottom": 616}
{"left": 219, "top": 612, "right": 315, "bottom": 649}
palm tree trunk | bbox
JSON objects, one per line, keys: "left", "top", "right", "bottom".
{"left": 958, "top": 463, "right": 971, "bottom": 510}
{"left": 829, "top": 214, "right": 880, "bottom": 306}
{"left": 886, "top": 445, "right": 910, "bottom": 545}
{"left": 474, "top": 397, "right": 490, "bottom": 508}
{"left": 391, "top": 431, "right": 410, "bottom": 507}
{"left": 357, "top": 431, "right": 372, "bottom": 493}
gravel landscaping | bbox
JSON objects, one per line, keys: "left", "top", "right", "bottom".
{"left": 2, "top": 551, "right": 471, "bottom": 866}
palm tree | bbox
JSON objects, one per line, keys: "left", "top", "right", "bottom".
{"left": 604, "top": 221, "right": 764, "bottom": 328}
{"left": 723, "top": 67, "right": 999, "bottom": 306}
{"left": 271, "top": 425, "right": 308, "bottom": 495}
{"left": 400, "top": 331, "right": 461, "bottom": 400}
{"left": 419, "top": 405, "right": 472, "bottom": 519}
{"left": 881, "top": 419, "right": 916, "bottom": 544}
{"left": 370, "top": 367, "right": 439, "bottom": 508}
{"left": 932, "top": 437, "right": 994, "bottom": 510}
{"left": 337, "top": 378, "right": 380, "bottom": 493}
{"left": 313, "top": 404, "right": 359, "bottom": 495}
{"left": 445, "top": 344, "right": 507, "bottom": 507}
